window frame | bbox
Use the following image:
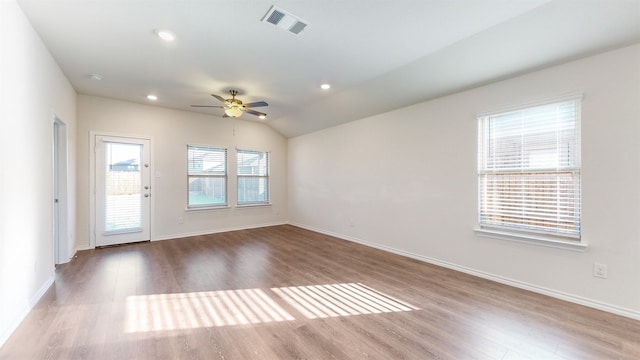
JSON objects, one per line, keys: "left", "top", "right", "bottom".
{"left": 236, "top": 148, "right": 270, "bottom": 206}
{"left": 186, "top": 144, "right": 228, "bottom": 209}
{"left": 475, "top": 94, "right": 586, "bottom": 251}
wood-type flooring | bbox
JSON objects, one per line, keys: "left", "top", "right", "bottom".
{"left": 1, "top": 225, "right": 638, "bottom": 359}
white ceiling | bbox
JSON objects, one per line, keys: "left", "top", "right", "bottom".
{"left": 17, "top": 0, "right": 640, "bottom": 137}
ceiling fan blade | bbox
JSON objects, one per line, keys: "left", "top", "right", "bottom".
{"left": 244, "top": 101, "right": 268, "bottom": 108}
{"left": 191, "top": 105, "right": 224, "bottom": 108}
{"left": 211, "top": 94, "right": 226, "bottom": 103}
{"left": 246, "top": 109, "right": 267, "bottom": 117}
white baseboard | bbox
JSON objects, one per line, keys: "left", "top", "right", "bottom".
{"left": 57, "top": 249, "right": 79, "bottom": 264}
{"left": 0, "top": 273, "right": 55, "bottom": 349}
{"left": 289, "top": 222, "right": 640, "bottom": 321}
{"left": 75, "top": 222, "right": 289, "bottom": 248}
{"left": 153, "top": 221, "right": 289, "bottom": 241}
{"left": 75, "top": 245, "right": 92, "bottom": 252}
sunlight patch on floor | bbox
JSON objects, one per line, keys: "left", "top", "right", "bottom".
{"left": 125, "top": 283, "right": 418, "bottom": 332}
{"left": 125, "top": 288, "right": 294, "bottom": 332}
{"left": 271, "top": 283, "right": 419, "bottom": 319}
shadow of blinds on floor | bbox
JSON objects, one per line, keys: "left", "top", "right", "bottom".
{"left": 271, "top": 283, "right": 418, "bottom": 319}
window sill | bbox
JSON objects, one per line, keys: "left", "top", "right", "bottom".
{"left": 236, "top": 203, "right": 271, "bottom": 208}
{"left": 474, "top": 228, "right": 588, "bottom": 252}
{"left": 186, "top": 205, "right": 230, "bottom": 212}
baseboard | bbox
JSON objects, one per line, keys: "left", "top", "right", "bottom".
{"left": 153, "top": 221, "right": 289, "bottom": 241}
{"left": 58, "top": 248, "right": 79, "bottom": 264}
{"left": 289, "top": 222, "right": 640, "bottom": 321}
{"left": 75, "top": 222, "right": 289, "bottom": 247}
{"left": 75, "top": 245, "right": 92, "bottom": 252}
{"left": 0, "top": 273, "right": 54, "bottom": 349}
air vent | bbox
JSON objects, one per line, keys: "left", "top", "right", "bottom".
{"left": 262, "top": 5, "right": 310, "bottom": 36}
{"left": 266, "top": 9, "right": 285, "bottom": 25}
{"left": 289, "top": 21, "right": 307, "bottom": 35}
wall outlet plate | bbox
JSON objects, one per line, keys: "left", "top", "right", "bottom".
{"left": 593, "top": 263, "right": 608, "bottom": 279}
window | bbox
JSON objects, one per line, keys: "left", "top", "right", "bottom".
{"left": 237, "top": 149, "right": 269, "bottom": 205}
{"left": 187, "top": 145, "right": 227, "bottom": 208}
{"left": 477, "top": 96, "right": 581, "bottom": 241}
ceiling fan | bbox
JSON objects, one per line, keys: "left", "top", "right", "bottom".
{"left": 191, "top": 90, "right": 268, "bottom": 119}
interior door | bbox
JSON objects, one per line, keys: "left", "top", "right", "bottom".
{"left": 95, "top": 136, "right": 151, "bottom": 246}
{"left": 53, "top": 121, "right": 60, "bottom": 262}
{"left": 53, "top": 117, "right": 69, "bottom": 263}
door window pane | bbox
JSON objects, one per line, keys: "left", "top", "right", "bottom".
{"left": 104, "top": 142, "right": 142, "bottom": 232}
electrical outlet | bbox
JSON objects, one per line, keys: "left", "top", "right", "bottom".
{"left": 593, "top": 263, "right": 608, "bottom": 279}
{"left": 178, "top": 216, "right": 184, "bottom": 224}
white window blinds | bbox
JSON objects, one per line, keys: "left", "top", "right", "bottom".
{"left": 187, "top": 145, "right": 227, "bottom": 208}
{"left": 478, "top": 97, "right": 581, "bottom": 239}
{"left": 237, "top": 149, "right": 269, "bottom": 204}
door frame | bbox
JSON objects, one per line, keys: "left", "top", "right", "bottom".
{"left": 89, "top": 131, "right": 154, "bottom": 248}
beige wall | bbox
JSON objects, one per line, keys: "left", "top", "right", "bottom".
{"left": 0, "top": 0, "right": 77, "bottom": 345}
{"left": 288, "top": 44, "right": 640, "bottom": 318}
{"left": 76, "top": 95, "right": 288, "bottom": 248}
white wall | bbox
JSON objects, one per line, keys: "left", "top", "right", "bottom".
{"left": 289, "top": 44, "right": 640, "bottom": 318}
{"left": 76, "top": 95, "right": 288, "bottom": 248}
{"left": 0, "top": 0, "right": 77, "bottom": 346}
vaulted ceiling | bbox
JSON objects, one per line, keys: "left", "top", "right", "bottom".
{"left": 18, "top": 0, "right": 640, "bottom": 137}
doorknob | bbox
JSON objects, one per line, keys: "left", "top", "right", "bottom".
{"left": 144, "top": 194, "right": 150, "bottom": 197}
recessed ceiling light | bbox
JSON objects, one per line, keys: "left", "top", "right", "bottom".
{"left": 320, "top": 84, "right": 331, "bottom": 90}
{"left": 89, "top": 73, "right": 103, "bottom": 81}
{"left": 147, "top": 94, "right": 158, "bottom": 101}
{"left": 154, "top": 29, "right": 175, "bottom": 42}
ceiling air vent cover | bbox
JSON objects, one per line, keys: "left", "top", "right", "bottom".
{"left": 262, "top": 5, "right": 310, "bottom": 35}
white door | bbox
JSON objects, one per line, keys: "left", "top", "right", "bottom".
{"left": 95, "top": 136, "right": 151, "bottom": 246}
{"left": 53, "top": 121, "right": 61, "bottom": 262}
{"left": 53, "top": 117, "right": 69, "bottom": 263}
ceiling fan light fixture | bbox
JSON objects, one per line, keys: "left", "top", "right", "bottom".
{"left": 224, "top": 107, "right": 243, "bottom": 118}
{"left": 259, "top": 114, "right": 266, "bottom": 120}
{"left": 192, "top": 90, "right": 267, "bottom": 119}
